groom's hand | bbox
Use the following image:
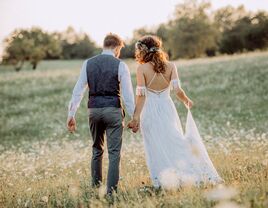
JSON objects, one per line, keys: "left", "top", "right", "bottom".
{"left": 131, "top": 124, "right": 139, "bottom": 133}
{"left": 127, "top": 119, "right": 139, "bottom": 133}
{"left": 67, "top": 116, "right": 76, "bottom": 133}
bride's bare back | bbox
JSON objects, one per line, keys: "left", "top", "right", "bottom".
{"left": 139, "top": 62, "right": 177, "bottom": 91}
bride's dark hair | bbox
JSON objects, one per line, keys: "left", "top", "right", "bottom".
{"left": 135, "top": 35, "right": 168, "bottom": 73}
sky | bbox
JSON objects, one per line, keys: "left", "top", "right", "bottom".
{"left": 0, "top": 0, "right": 268, "bottom": 56}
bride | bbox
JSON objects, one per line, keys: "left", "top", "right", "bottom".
{"left": 128, "top": 35, "right": 223, "bottom": 189}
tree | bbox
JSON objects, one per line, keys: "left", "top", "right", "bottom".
{"left": 156, "top": 24, "right": 172, "bottom": 57}
{"left": 120, "top": 39, "right": 136, "bottom": 59}
{"left": 218, "top": 9, "right": 268, "bottom": 54}
{"left": 166, "top": 0, "right": 218, "bottom": 59}
{"left": 2, "top": 28, "right": 61, "bottom": 71}
{"left": 120, "top": 27, "right": 155, "bottom": 59}
{"left": 246, "top": 11, "right": 268, "bottom": 50}
{"left": 60, "top": 26, "right": 100, "bottom": 59}
{"left": 214, "top": 5, "right": 249, "bottom": 32}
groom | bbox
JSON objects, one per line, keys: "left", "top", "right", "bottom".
{"left": 67, "top": 33, "right": 136, "bottom": 194}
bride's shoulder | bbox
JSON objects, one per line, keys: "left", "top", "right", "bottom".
{"left": 165, "top": 61, "right": 177, "bottom": 73}
{"left": 166, "top": 61, "right": 176, "bottom": 69}
{"left": 136, "top": 63, "right": 151, "bottom": 72}
{"left": 138, "top": 62, "right": 151, "bottom": 68}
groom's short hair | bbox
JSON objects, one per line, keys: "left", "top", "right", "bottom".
{"left": 103, "top": 33, "right": 124, "bottom": 48}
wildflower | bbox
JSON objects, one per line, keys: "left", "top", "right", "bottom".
{"left": 205, "top": 185, "right": 238, "bottom": 201}
{"left": 69, "top": 185, "right": 79, "bottom": 198}
{"left": 41, "top": 196, "right": 48, "bottom": 203}
{"left": 98, "top": 185, "right": 106, "bottom": 198}
{"left": 215, "top": 201, "right": 245, "bottom": 208}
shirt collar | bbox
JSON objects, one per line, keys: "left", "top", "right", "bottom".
{"left": 102, "top": 49, "right": 115, "bottom": 57}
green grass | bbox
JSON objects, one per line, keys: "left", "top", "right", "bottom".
{"left": 176, "top": 53, "right": 268, "bottom": 136}
{"left": 0, "top": 52, "right": 267, "bottom": 207}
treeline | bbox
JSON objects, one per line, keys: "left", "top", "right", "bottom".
{"left": 2, "top": 0, "right": 268, "bottom": 71}
{"left": 121, "top": 1, "right": 268, "bottom": 59}
{"left": 2, "top": 27, "right": 100, "bottom": 71}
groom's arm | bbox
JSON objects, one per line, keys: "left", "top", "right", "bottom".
{"left": 68, "top": 61, "right": 88, "bottom": 118}
{"left": 118, "top": 62, "right": 135, "bottom": 117}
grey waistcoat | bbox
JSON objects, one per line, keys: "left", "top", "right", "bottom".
{"left": 86, "top": 54, "right": 122, "bottom": 108}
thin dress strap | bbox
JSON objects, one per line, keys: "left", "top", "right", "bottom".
{"left": 160, "top": 73, "right": 170, "bottom": 85}
{"left": 147, "top": 72, "right": 157, "bottom": 88}
{"left": 147, "top": 72, "right": 170, "bottom": 88}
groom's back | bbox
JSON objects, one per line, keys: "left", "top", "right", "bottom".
{"left": 86, "top": 54, "right": 121, "bottom": 109}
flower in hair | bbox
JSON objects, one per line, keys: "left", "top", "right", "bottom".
{"left": 135, "top": 41, "right": 149, "bottom": 52}
{"left": 149, "top": 47, "right": 160, "bottom": 52}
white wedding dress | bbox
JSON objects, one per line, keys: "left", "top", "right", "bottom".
{"left": 136, "top": 73, "right": 223, "bottom": 189}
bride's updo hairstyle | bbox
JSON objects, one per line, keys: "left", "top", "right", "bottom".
{"left": 135, "top": 35, "right": 168, "bottom": 73}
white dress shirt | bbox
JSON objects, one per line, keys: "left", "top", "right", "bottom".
{"left": 68, "top": 50, "right": 135, "bottom": 118}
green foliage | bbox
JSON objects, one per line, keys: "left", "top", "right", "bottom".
{"left": 0, "top": 53, "right": 268, "bottom": 207}
{"left": 120, "top": 40, "right": 135, "bottom": 59}
{"left": 2, "top": 28, "right": 62, "bottom": 71}
{"left": 121, "top": 28, "right": 155, "bottom": 59}
{"left": 0, "top": 52, "right": 267, "bottom": 145}
{"left": 2, "top": 1, "right": 268, "bottom": 65}
{"left": 60, "top": 27, "right": 100, "bottom": 59}
{"left": 121, "top": 0, "right": 219, "bottom": 59}
{"left": 166, "top": 0, "right": 218, "bottom": 59}
{"left": 213, "top": 5, "right": 248, "bottom": 32}
{"left": 219, "top": 11, "right": 268, "bottom": 54}
{"left": 2, "top": 27, "right": 100, "bottom": 71}
{"left": 121, "top": 1, "right": 268, "bottom": 59}
{"left": 156, "top": 24, "right": 172, "bottom": 57}
{"left": 167, "top": 18, "right": 218, "bottom": 59}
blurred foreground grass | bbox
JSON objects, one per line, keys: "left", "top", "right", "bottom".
{"left": 0, "top": 52, "right": 267, "bottom": 207}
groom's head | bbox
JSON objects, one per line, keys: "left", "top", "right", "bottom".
{"left": 103, "top": 33, "right": 124, "bottom": 58}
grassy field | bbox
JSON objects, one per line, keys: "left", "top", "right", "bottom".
{"left": 0, "top": 52, "right": 268, "bottom": 207}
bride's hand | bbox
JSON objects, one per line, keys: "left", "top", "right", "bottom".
{"left": 184, "top": 99, "right": 193, "bottom": 109}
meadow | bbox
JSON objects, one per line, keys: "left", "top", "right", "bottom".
{"left": 0, "top": 51, "right": 267, "bottom": 207}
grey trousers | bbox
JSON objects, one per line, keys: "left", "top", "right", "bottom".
{"left": 88, "top": 107, "right": 124, "bottom": 194}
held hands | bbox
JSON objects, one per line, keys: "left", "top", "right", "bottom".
{"left": 67, "top": 116, "right": 76, "bottom": 133}
{"left": 127, "top": 117, "right": 140, "bottom": 133}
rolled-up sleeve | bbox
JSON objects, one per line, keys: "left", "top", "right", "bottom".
{"left": 118, "top": 62, "right": 135, "bottom": 117}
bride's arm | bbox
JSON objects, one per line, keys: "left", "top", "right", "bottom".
{"left": 171, "top": 63, "right": 193, "bottom": 108}
{"left": 128, "top": 65, "right": 146, "bottom": 132}
{"left": 133, "top": 65, "right": 146, "bottom": 121}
